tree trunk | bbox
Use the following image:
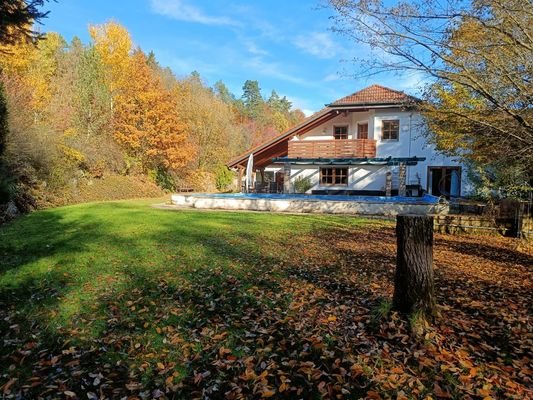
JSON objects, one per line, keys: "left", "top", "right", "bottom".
{"left": 393, "top": 215, "right": 435, "bottom": 317}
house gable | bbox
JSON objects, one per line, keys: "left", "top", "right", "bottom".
{"left": 227, "top": 85, "right": 418, "bottom": 169}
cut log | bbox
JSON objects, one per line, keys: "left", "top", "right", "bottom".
{"left": 393, "top": 214, "right": 435, "bottom": 317}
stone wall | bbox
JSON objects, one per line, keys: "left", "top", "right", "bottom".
{"left": 171, "top": 194, "right": 446, "bottom": 216}
{"left": 433, "top": 215, "right": 523, "bottom": 237}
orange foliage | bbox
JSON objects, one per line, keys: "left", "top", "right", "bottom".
{"left": 114, "top": 50, "right": 194, "bottom": 170}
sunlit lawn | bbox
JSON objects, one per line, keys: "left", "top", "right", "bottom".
{"left": 0, "top": 200, "right": 531, "bottom": 399}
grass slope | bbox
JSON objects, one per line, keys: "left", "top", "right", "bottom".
{"left": 0, "top": 200, "right": 531, "bottom": 399}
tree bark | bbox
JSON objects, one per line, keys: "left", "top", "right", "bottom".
{"left": 393, "top": 215, "right": 435, "bottom": 317}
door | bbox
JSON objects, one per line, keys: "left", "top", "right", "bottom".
{"left": 357, "top": 123, "right": 369, "bottom": 139}
{"left": 428, "top": 167, "right": 461, "bottom": 198}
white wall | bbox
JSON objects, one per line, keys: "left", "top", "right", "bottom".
{"left": 373, "top": 109, "right": 472, "bottom": 195}
{"left": 266, "top": 164, "right": 390, "bottom": 193}
{"left": 296, "top": 111, "right": 372, "bottom": 140}
{"left": 264, "top": 108, "right": 472, "bottom": 195}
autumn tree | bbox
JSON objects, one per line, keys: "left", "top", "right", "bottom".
{"left": 29, "top": 32, "right": 65, "bottom": 114}
{"left": 114, "top": 50, "right": 192, "bottom": 173}
{"left": 328, "top": 0, "right": 533, "bottom": 193}
{"left": 89, "top": 21, "right": 132, "bottom": 103}
{"left": 0, "top": 30, "right": 66, "bottom": 204}
{"left": 175, "top": 73, "right": 236, "bottom": 170}
{"left": 266, "top": 90, "right": 303, "bottom": 133}
{"left": 0, "top": 18, "right": 307, "bottom": 206}
{"left": 73, "top": 44, "right": 112, "bottom": 139}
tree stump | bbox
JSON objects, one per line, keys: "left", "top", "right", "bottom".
{"left": 393, "top": 215, "right": 435, "bottom": 318}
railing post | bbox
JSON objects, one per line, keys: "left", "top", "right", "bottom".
{"left": 399, "top": 162, "right": 407, "bottom": 197}
{"left": 283, "top": 163, "right": 291, "bottom": 193}
{"left": 386, "top": 171, "right": 392, "bottom": 197}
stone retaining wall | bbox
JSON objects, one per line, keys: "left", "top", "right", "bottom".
{"left": 171, "top": 194, "right": 447, "bottom": 216}
{"left": 434, "top": 215, "right": 532, "bottom": 238}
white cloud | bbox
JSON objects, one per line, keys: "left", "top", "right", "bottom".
{"left": 293, "top": 32, "right": 339, "bottom": 59}
{"left": 324, "top": 72, "right": 342, "bottom": 82}
{"left": 285, "top": 95, "right": 317, "bottom": 117}
{"left": 244, "top": 57, "right": 310, "bottom": 86}
{"left": 242, "top": 38, "right": 269, "bottom": 56}
{"left": 150, "top": 0, "right": 237, "bottom": 26}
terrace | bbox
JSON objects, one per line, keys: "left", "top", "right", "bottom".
{"left": 288, "top": 138, "right": 376, "bottom": 158}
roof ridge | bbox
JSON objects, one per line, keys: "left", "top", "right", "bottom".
{"left": 328, "top": 84, "right": 417, "bottom": 106}
{"left": 368, "top": 83, "right": 406, "bottom": 94}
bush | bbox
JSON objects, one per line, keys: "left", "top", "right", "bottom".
{"left": 185, "top": 170, "right": 216, "bottom": 192}
{"left": 148, "top": 167, "right": 176, "bottom": 192}
{"left": 294, "top": 176, "right": 312, "bottom": 193}
{"left": 214, "top": 165, "right": 234, "bottom": 192}
{"left": 0, "top": 164, "right": 13, "bottom": 204}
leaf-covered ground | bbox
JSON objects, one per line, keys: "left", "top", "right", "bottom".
{"left": 0, "top": 200, "right": 531, "bottom": 399}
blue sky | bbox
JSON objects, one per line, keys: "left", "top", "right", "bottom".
{"left": 40, "top": 0, "right": 424, "bottom": 115}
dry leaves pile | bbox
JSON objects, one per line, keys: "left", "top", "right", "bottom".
{"left": 1, "top": 224, "right": 531, "bottom": 399}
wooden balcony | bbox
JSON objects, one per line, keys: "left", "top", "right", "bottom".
{"left": 288, "top": 139, "right": 376, "bottom": 159}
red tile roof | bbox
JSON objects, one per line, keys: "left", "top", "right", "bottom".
{"left": 328, "top": 84, "right": 418, "bottom": 106}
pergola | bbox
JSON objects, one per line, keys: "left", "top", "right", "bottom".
{"left": 271, "top": 156, "right": 426, "bottom": 166}
{"left": 270, "top": 156, "right": 426, "bottom": 196}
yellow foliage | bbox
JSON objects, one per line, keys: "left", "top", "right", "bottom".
{"left": 0, "top": 32, "right": 65, "bottom": 112}
{"left": 59, "top": 145, "right": 85, "bottom": 166}
{"left": 89, "top": 21, "right": 133, "bottom": 95}
{"left": 113, "top": 50, "right": 193, "bottom": 170}
{"left": 272, "top": 111, "right": 290, "bottom": 133}
{"left": 63, "top": 127, "right": 77, "bottom": 138}
{"left": 0, "top": 38, "right": 35, "bottom": 74}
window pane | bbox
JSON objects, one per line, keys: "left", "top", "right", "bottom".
{"left": 320, "top": 168, "right": 332, "bottom": 184}
{"left": 321, "top": 167, "right": 348, "bottom": 185}
{"left": 334, "top": 126, "right": 348, "bottom": 140}
{"left": 382, "top": 120, "right": 399, "bottom": 140}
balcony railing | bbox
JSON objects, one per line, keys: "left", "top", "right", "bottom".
{"left": 288, "top": 139, "right": 376, "bottom": 159}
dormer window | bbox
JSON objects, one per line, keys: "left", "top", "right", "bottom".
{"left": 382, "top": 120, "right": 399, "bottom": 141}
{"left": 334, "top": 126, "right": 348, "bottom": 140}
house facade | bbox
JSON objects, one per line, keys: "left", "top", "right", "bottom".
{"left": 228, "top": 85, "right": 470, "bottom": 198}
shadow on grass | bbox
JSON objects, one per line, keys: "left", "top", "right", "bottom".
{"left": 0, "top": 204, "right": 531, "bottom": 398}
{"left": 0, "top": 204, "right": 377, "bottom": 398}
{"left": 435, "top": 236, "right": 533, "bottom": 265}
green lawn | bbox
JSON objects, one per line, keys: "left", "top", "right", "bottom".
{"left": 0, "top": 200, "right": 531, "bottom": 399}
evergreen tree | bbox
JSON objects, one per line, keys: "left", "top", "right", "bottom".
{"left": 146, "top": 50, "right": 158, "bottom": 68}
{"left": 213, "top": 80, "right": 236, "bottom": 104}
{"left": 241, "top": 80, "right": 264, "bottom": 119}
{"left": 0, "top": 0, "right": 50, "bottom": 47}
{"left": 267, "top": 90, "right": 281, "bottom": 110}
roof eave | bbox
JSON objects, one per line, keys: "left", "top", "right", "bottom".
{"left": 326, "top": 102, "right": 419, "bottom": 108}
{"left": 227, "top": 108, "right": 334, "bottom": 168}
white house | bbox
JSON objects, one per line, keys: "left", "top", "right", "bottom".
{"left": 228, "top": 85, "right": 470, "bottom": 198}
